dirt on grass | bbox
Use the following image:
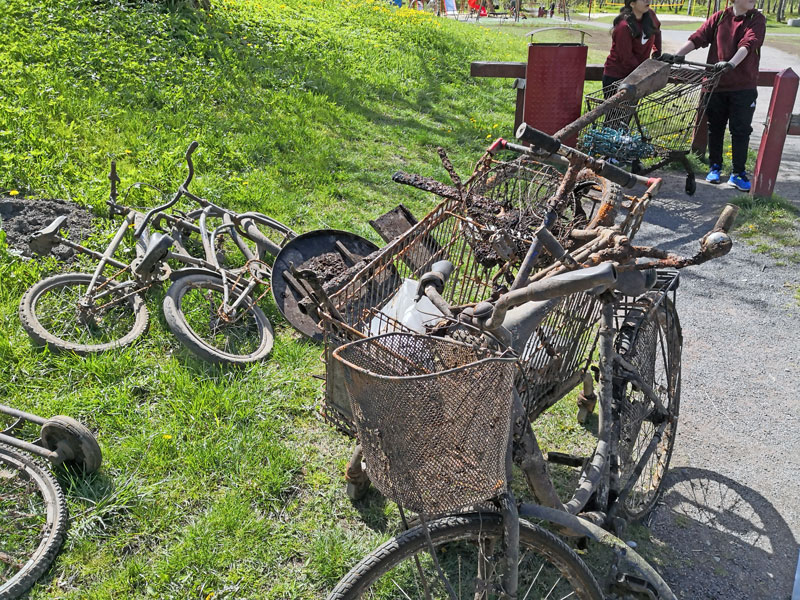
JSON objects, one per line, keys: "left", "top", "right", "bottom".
{"left": 0, "top": 198, "right": 96, "bottom": 263}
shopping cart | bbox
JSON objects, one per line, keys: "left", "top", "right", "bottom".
{"left": 578, "top": 59, "right": 724, "bottom": 195}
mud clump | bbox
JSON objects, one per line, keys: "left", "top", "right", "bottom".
{"left": 298, "top": 251, "right": 349, "bottom": 285}
{"left": 0, "top": 198, "right": 97, "bottom": 263}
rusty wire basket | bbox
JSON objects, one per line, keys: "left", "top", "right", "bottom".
{"left": 333, "top": 332, "right": 518, "bottom": 514}
{"left": 578, "top": 64, "right": 723, "bottom": 165}
{"left": 321, "top": 173, "right": 602, "bottom": 436}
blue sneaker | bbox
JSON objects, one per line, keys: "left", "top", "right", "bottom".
{"left": 706, "top": 164, "right": 722, "bottom": 184}
{"left": 728, "top": 171, "right": 751, "bottom": 192}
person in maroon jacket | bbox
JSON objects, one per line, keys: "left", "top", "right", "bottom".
{"left": 662, "top": 0, "right": 766, "bottom": 191}
{"left": 603, "top": 0, "right": 662, "bottom": 90}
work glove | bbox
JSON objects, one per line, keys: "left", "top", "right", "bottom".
{"left": 714, "top": 60, "right": 735, "bottom": 73}
{"left": 659, "top": 53, "right": 685, "bottom": 64}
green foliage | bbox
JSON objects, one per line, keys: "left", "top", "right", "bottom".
{"left": 731, "top": 194, "right": 800, "bottom": 265}
{"left": 0, "top": 0, "right": 541, "bottom": 597}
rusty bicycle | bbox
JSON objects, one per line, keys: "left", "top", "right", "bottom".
{"left": 288, "top": 69, "right": 739, "bottom": 595}
{"left": 18, "top": 142, "right": 296, "bottom": 365}
{"left": 1, "top": 406, "right": 101, "bottom": 600}
{"left": 321, "top": 134, "right": 736, "bottom": 598}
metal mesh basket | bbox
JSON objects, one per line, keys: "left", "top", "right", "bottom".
{"left": 579, "top": 64, "right": 723, "bottom": 163}
{"left": 321, "top": 194, "right": 601, "bottom": 436}
{"left": 333, "top": 332, "right": 518, "bottom": 515}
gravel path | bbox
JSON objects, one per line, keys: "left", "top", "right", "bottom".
{"left": 632, "top": 170, "right": 800, "bottom": 599}
{"left": 523, "top": 20, "right": 800, "bottom": 597}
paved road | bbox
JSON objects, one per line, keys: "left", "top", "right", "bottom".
{"left": 622, "top": 27, "right": 800, "bottom": 600}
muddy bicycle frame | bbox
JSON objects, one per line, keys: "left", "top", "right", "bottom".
{"left": 323, "top": 121, "right": 738, "bottom": 597}
{"left": 32, "top": 143, "right": 291, "bottom": 317}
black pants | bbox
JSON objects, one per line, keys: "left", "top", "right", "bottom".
{"left": 706, "top": 89, "right": 758, "bottom": 174}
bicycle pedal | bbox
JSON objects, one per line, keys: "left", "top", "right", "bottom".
{"left": 613, "top": 571, "right": 658, "bottom": 600}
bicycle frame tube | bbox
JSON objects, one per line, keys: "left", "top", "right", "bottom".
{"left": 87, "top": 210, "right": 137, "bottom": 296}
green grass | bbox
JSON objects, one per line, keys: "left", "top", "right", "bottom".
{"left": 0, "top": 0, "right": 536, "bottom": 597}
{"left": 731, "top": 194, "right": 800, "bottom": 266}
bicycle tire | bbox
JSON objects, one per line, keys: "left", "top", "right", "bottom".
{"left": 162, "top": 273, "right": 274, "bottom": 365}
{"left": 573, "top": 170, "right": 623, "bottom": 228}
{"left": 0, "top": 444, "right": 68, "bottom": 600}
{"left": 40, "top": 416, "right": 102, "bottom": 474}
{"left": 614, "top": 292, "right": 682, "bottom": 522}
{"left": 327, "top": 513, "right": 603, "bottom": 599}
{"left": 19, "top": 272, "right": 149, "bottom": 355}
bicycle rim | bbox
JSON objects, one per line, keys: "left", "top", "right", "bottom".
{"left": 164, "top": 274, "right": 273, "bottom": 364}
{"left": 0, "top": 445, "right": 67, "bottom": 599}
{"left": 19, "top": 272, "right": 148, "bottom": 354}
{"left": 328, "top": 513, "right": 603, "bottom": 599}
{"left": 615, "top": 295, "right": 682, "bottom": 521}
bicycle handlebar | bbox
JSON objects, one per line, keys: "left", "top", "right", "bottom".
{"left": 513, "top": 124, "right": 658, "bottom": 191}
{"left": 476, "top": 262, "right": 617, "bottom": 331}
{"left": 133, "top": 141, "right": 199, "bottom": 238}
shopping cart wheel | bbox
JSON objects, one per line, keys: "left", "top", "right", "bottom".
{"left": 40, "top": 416, "right": 102, "bottom": 473}
{"left": 685, "top": 172, "right": 696, "bottom": 196}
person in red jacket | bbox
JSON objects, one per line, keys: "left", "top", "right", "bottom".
{"left": 662, "top": 0, "right": 766, "bottom": 191}
{"left": 603, "top": 0, "right": 662, "bottom": 90}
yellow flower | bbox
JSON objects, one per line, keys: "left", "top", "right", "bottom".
{"left": 9, "top": 190, "right": 19, "bottom": 196}
{"left": 163, "top": 434, "right": 173, "bottom": 440}
{"left": 125, "top": 149, "right": 132, "bottom": 154}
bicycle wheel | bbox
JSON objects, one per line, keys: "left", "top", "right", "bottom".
{"left": 163, "top": 273, "right": 274, "bottom": 365}
{"left": 328, "top": 513, "right": 603, "bottom": 599}
{"left": 19, "top": 272, "right": 149, "bottom": 354}
{"left": 573, "top": 170, "right": 623, "bottom": 228}
{"left": 614, "top": 292, "right": 682, "bottom": 522}
{"left": 0, "top": 444, "right": 68, "bottom": 600}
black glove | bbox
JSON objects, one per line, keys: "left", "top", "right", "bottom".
{"left": 714, "top": 61, "right": 735, "bottom": 73}
{"left": 659, "top": 53, "right": 685, "bottom": 64}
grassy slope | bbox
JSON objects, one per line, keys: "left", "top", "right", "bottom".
{"left": 0, "top": 1, "right": 613, "bottom": 598}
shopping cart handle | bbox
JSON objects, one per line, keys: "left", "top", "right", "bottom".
{"left": 515, "top": 123, "right": 561, "bottom": 155}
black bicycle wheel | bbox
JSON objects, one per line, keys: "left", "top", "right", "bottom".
{"left": 163, "top": 273, "right": 274, "bottom": 365}
{"left": 327, "top": 513, "right": 603, "bottom": 599}
{"left": 0, "top": 444, "right": 68, "bottom": 599}
{"left": 614, "top": 292, "right": 682, "bottom": 522}
{"left": 19, "top": 272, "right": 149, "bottom": 354}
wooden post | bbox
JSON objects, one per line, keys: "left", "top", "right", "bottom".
{"left": 752, "top": 68, "right": 799, "bottom": 197}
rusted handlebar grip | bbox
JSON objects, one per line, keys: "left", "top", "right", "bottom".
{"left": 515, "top": 123, "right": 561, "bottom": 155}
{"left": 598, "top": 161, "right": 637, "bottom": 189}
{"left": 714, "top": 204, "right": 739, "bottom": 232}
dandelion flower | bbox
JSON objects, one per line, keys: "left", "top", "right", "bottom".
{"left": 9, "top": 190, "right": 19, "bottom": 196}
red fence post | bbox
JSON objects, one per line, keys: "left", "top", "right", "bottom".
{"left": 752, "top": 68, "right": 799, "bottom": 198}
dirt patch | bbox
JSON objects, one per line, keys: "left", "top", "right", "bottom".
{"left": 0, "top": 198, "right": 97, "bottom": 263}
{"left": 298, "top": 251, "right": 349, "bottom": 285}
